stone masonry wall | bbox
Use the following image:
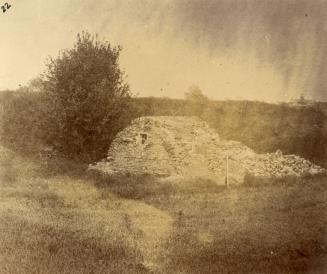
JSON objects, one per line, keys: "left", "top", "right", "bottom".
{"left": 90, "top": 116, "right": 325, "bottom": 184}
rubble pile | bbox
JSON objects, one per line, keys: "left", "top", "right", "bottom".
{"left": 250, "top": 151, "right": 324, "bottom": 178}
{"left": 90, "top": 116, "right": 325, "bottom": 184}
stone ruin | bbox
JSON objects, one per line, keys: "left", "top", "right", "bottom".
{"left": 89, "top": 116, "right": 325, "bottom": 184}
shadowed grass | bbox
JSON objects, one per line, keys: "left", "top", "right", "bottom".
{"left": 87, "top": 169, "right": 226, "bottom": 202}
{"left": 0, "top": 214, "right": 147, "bottom": 274}
{"left": 161, "top": 177, "right": 327, "bottom": 273}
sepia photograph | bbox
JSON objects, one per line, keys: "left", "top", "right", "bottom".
{"left": 0, "top": 0, "right": 326, "bottom": 273}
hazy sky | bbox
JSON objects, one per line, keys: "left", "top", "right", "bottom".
{"left": 1, "top": 0, "right": 327, "bottom": 102}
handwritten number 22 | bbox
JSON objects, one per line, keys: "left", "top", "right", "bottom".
{"left": 1, "top": 3, "right": 11, "bottom": 13}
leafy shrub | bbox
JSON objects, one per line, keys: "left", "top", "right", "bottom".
{"left": 42, "top": 31, "right": 131, "bottom": 162}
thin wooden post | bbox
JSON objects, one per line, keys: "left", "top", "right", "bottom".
{"left": 225, "top": 155, "right": 228, "bottom": 187}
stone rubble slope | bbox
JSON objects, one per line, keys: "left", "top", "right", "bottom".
{"left": 90, "top": 116, "right": 325, "bottom": 184}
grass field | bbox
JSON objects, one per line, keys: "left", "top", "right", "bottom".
{"left": 0, "top": 146, "right": 326, "bottom": 273}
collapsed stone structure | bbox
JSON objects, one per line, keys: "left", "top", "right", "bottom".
{"left": 90, "top": 116, "right": 325, "bottom": 184}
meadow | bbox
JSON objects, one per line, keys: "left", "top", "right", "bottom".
{"left": 0, "top": 145, "right": 326, "bottom": 273}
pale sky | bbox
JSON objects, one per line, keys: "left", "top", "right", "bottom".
{"left": 1, "top": 0, "right": 327, "bottom": 102}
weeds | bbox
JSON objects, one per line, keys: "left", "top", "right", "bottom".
{"left": 87, "top": 170, "right": 174, "bottom": 200}
{"left": 0, "top": 149, "right": 18, "bottom": 184}
{"left": 0, "top": 214, "right": 148, "bottom": 274}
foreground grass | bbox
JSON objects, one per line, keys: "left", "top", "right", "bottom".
{"left": 0, "top": 147, "right": 326, "bottom": 273}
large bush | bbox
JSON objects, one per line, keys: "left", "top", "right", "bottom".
{"left": 42, "top": 31, "right": 131, "bottom": 161}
